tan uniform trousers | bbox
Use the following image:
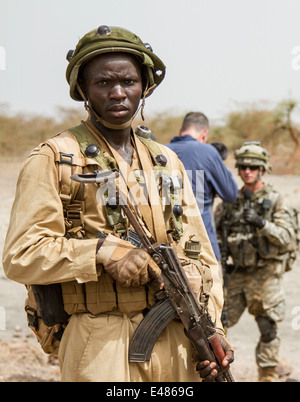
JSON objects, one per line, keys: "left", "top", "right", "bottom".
{"left": 58, "top": 312, "right": 201, "bottom": 382}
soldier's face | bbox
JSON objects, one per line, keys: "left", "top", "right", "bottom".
{"left": 80, "top": 53, "right": 143, "bottom": 125}
{"left": 239, "top": 166, "right": 261, "bottom": 184}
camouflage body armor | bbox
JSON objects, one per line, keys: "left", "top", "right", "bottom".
{"left": 220, "top": 184, "right": 291, "bottom": 272}
{"left": 219, "top": 141, "right": 297, "bottom": 272}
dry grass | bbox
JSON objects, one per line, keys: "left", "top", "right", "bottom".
{"left": 1, "top": 101, "right": 299, "bottom": 174}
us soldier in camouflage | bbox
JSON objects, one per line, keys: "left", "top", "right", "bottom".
{"left": 215, "top": 142, "right": 296, "bottom": 382}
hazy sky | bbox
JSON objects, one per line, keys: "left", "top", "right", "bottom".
{"left": 1, "top": 0, "right": 300, "bottom": 123}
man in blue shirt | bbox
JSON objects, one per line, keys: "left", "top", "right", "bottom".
{"left": 166, "top": 112, "right": 238, "bottom": 261}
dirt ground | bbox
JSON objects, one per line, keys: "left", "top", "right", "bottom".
{"left": 0, "top": 161, "right": 299, "bottom": 382}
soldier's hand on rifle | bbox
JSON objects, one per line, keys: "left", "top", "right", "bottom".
{"left": 194, "top": 334, "right": 234, "bottom": 382}
{"left": 96, "top": 234, "right": 163, "bottom": 287}
{"left": 243, "top": 208, "right": 265, "bottom": 229}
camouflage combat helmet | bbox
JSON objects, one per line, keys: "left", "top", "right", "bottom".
{"left": 66, "top": 25, "right": 166, "bottom": 102}
{"left": 234, "top": 141, "right": 272, "bottom": 172}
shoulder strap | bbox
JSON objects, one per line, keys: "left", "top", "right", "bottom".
{"left": 67, "top": 124, "right": 128, "bottom": 235}
{"left": 44, "top": 131, "right": 87, "bottom": 238}
{"left": 45, "top": 131, "right": 86, "bottom": 202}
{"left": 137, "top": 136, "right": 184, "bottom": 241}
{"left": 68, "top": 124, "right": 118, "bottom": 170}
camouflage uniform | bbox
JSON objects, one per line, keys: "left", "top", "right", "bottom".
{"left": 215, "top": 142, "right": 296, "bottom": 381}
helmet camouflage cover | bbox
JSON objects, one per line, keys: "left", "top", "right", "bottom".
{"left": 66, "top": 25, "right": 166, "bottom": 101}
{"left": 234, "top": 141, "right": 272, "bottom": 172}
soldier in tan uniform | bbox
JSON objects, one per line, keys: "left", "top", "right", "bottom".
{"left": 3, "top": 25, "right": 233, "bottom": 382}
{"left": 215, "top": 142, "right": 297, "bottom": 382}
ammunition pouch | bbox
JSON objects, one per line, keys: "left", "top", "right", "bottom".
{"left": 258, "top": 236, "right": 281, "bottom": 260}
{"left": 25, "top": 285, "right": 68, "bottom": 355}
{"left": 227, "top": 233, "right": 257, "bottom": 269}
{"left": 30, "top": 284, "right": 70, "bottom": 327}
{"left": 61, "top": 276, "right": 156, "bottom": 316}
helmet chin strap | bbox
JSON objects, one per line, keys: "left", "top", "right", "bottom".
{"left": 89, "top": 107, "right": 135, "bottom": 130}
{"left": 253, "top": 166, "right": 263, "bottom": 184}
{"left": 76, "top": 82, "right": 156, "bottom": 130}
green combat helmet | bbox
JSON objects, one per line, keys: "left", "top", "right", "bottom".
{"left": 66, "top": 25, "right": 166, "bottom": 102}
{"left": 234, "top": 141, "right": 272, "bottom": 173}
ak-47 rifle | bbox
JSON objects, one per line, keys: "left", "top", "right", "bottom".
{"left": 71, "top": 169, "right": 235, "bottom": 382}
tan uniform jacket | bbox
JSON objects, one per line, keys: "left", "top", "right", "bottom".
{"left": 2, "top": 124, "right": 223, "bottom": 329}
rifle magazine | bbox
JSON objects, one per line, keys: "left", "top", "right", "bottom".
{"left": 129, "top": 298, "right": 177, "bottom": 363}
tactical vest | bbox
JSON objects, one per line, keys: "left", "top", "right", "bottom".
{"left": 25, "top": 122, "right": 213, "bottom": 353}
{"left": 41, "top": 122, "right": 186, "bottom": 317}
{"left": 61, "top": 122, "right": 184, "bottom": 240}
{"left": 222, "top": 184, "right": 298, "bottom": 271}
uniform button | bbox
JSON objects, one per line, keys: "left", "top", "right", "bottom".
{"left": 85, "top": 144, "right": 100, "bottom": 158}
{"left": 173, "top": 205, "right": 183, "bottom": 217}
{"left": 155, "top": 154, "right": 167, "bottom": 167}
{"left": 82, "top": 273, "right": 89, "bottom": 280}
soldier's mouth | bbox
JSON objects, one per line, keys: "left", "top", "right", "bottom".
{"left": 107, "top": 105, "right": 130, "bottom": 118}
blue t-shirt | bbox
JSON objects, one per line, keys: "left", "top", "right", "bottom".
{"left": 166, "top": 135, "right": 238, "bottom": 261}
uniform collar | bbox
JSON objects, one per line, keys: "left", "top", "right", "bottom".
{"left": 240, "top": 183, "right": 272, "bottom": 199}
{"left": 170, "top": 135, "right": 197, "bottom": 143}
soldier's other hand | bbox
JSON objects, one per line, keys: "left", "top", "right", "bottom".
{"left": 243, "top": 208, "right": 265, "bottom": 228}
{"left": 105, "top": 248, "right": 163, "bottom": 287}
{"left": 194, "top": 334, "right": 234, "bottom": 382}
